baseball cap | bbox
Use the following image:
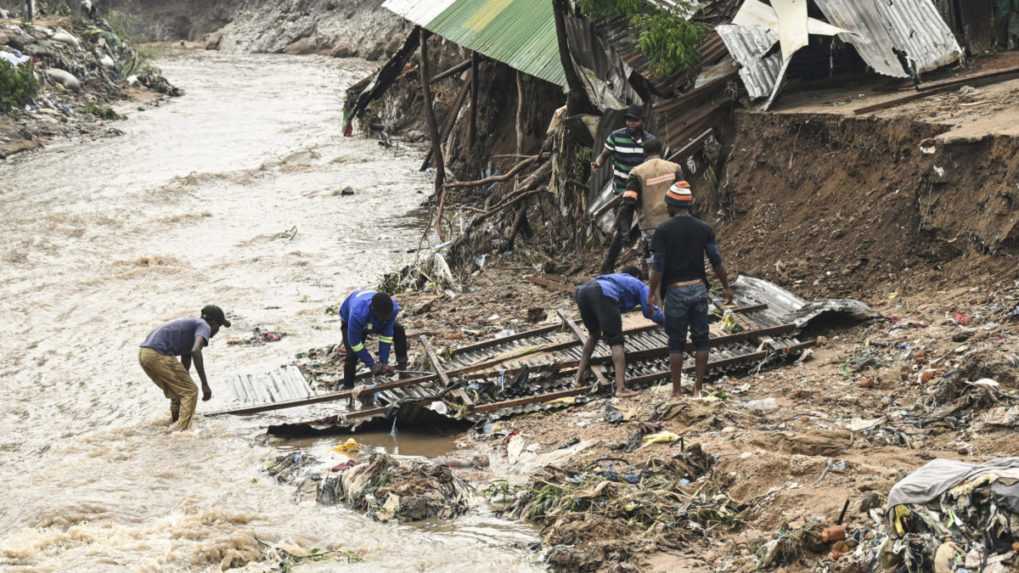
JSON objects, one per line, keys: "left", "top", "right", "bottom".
{"left": 201, "top": 305, "right": 231, "bottom": 328}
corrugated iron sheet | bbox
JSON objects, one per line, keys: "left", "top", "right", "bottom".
{"left": 716, "top": 24, "right": 782, "bottom": 99}
{"left": 813, "top": 0, "right": 962, "bottom": 78}
{"left": 382, "top": 0, "right": 566, "bottom": 87}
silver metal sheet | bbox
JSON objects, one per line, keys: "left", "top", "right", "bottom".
{"left": 716, "top": 24, "right": 783, "bottom": 99}
{"left": 813, "top": 0, "right": 962, "bottom": 78}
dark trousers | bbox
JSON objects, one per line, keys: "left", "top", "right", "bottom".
{"left": 600, "top": 203, "right": 639, "bottom": 274}
{"left": 341, "top": 322, "right": 408, "bottom": 389}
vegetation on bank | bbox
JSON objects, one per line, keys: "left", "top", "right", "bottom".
{"left": 578, "top": 0, "right": 705, "bottom": 76}
{"left": 0, "top": 60, "right": 38, "bottom": 112}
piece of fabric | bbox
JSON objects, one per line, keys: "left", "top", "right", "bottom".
{"left": 576, "top": 282, "right": 624, "bottom": 346}
{"left": 594, "top": 273, "right": 665, "bottom": 325}
{"left": 604, "top": 128, "right": 653, "bottom": 193}
{"left": 626, "top": 158, "right": 684, "bottom": 231}
{"left": 140, "top": 318, "right": 212, "bottom": 357}
{"left": 341, "top": 321, "right": 409, "bottom": 389}
{"left": 651, "top": 215, "right": 722, "bottom": 290}
{"left": 665, "top": 283, "right": 710, "bottom": 353}
{"left": 887, "top": 457, "right": 1019, "bottom": 508}
{"left": 339, "top": 290, "right": 401, "bottom": 367}
{"left": 139, "top": 347, "right": 198, "bottom": 430}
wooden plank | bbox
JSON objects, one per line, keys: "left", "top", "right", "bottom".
{"left": 420, "top": 335, "right": 451, "bottom": 387}
{"left": 527, "top": 274, "right": 576, "bottom": 293}
{"left": 470, "top": 386, "right": 589, "bottom": 414}
{"left": 204, "top": 373, "right": 439, "bottom": 417}
{"left": 449, "top": 322, "right": 561, "bottom": 355}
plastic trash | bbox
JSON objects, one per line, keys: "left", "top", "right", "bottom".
{"left": 333, "top": 438, "right": 360, "bottom": 454}
{"left": 640, "top": 431, "right": 680, "bottom": 448}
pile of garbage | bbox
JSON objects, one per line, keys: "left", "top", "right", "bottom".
{"left": 487, "top": 445, "right": 743, "bottom": 572}
{"left": 317, "top": 453, "right": 473, "bottom": 523}
{"left": 0, "top": 14, "right": 179, "bottom": 156}
{"left": 875, "top": 458, "right": 1019, "bottom": 573}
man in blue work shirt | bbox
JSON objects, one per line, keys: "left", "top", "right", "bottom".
{"left": 339, "top": 290, "right": 408, "bottom": 390}
{"left": 573, "top": 266, "right": 665, "bottom": 398}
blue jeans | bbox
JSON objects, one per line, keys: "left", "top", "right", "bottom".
{"left": 665, "top": 283, "right": 709, "bottom": 353}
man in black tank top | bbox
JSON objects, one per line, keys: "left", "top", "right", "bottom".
{"left": 649, "top": 183, "right": 732, "bottom": 397}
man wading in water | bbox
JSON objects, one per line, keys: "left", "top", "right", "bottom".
{"left": 648, "top": 184, "right": 732, "bottom": 398}
{"left": 139, "top": 305, "right": 230, "bottom": 431}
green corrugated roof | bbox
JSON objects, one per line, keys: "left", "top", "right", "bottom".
{"left": 388, "top": 0, "right": 567, "bottom": 87}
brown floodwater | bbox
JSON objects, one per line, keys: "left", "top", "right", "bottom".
{"left": 0, "top": 51, "right": 542, "bottom": 572}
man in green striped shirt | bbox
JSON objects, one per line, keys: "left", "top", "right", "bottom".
{"left": 592, "top": 104, "right": 655, "bottom": 274}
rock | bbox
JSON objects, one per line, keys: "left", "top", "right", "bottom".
{"left": 745, "top": 398, "right": 778, "bottom": 412}
{"left": 330, "top": 41, "right": 357, "bottom": 58}
{"left": 859, "top": 491, "right": 882, "bottom": 513}
{"left": 50, "top": 29, "right": 80, "bottom": 48}
{"left": 284, "top": 36, "right": 320, "bottom": 55}
{"left": 334, "top": 186, "right": 355, "bottom": 196}
{"left": 526, "top": 307, "right": 547, "bottom": 323}
{"left": 205, "top": 32, "right": 223, "bottom": 51}
{"left": 44, "top": 68, "right": 81, "bottom": 91}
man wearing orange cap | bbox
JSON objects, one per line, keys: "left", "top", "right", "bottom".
{"left": 648, "top": 185, "right": 732, "bottom": 398}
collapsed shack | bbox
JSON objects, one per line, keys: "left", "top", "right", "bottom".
{"left": 487, "top": 444, "right": 742, "bottom": 572}
{"left": 341, "top": 0, "right": 1019, "bottom": 298}
{"left": 213, "top": 276, "right": 877, "bottom": 437}
{"left": 266, "top": 450, "right": 473, "bottom": 524}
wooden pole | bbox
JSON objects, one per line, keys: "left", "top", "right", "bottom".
{"left": 24, "top": 0, "right": 33, "bottom": 22}
{"left": 421, "top": 75, "right": 471, "bottom": 171}
{"left": 418, "top": 29, "right": 447, "bottom": 240}
{"left": 552, "top": 0, "right": 593, "bottom": 114}
{"left": 467, "top": 51, "right": 480, "bottom": 153}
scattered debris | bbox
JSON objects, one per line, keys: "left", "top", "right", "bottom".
{"left": 317, "top": 453, "right": 473, "bottom": 522}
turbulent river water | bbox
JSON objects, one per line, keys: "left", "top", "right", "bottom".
{"left": 0, "top": 52, "right": 542, "bottom": 572}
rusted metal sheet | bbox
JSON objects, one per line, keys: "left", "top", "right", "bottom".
{"left": 716, "top": 23, "right": 782, "bottom": 99}
{"left": 813, "top": 0, "right": 963, "bottom": 78}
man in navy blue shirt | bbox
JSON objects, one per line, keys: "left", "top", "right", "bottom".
{"left": 574, "top": 266, "right": 665, "bottom": 397}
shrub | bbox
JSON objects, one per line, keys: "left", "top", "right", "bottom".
{"left": 0, "top": 60, "right": 38, "bottom": 112}
{"left": 577, "top": 0, "right": 705, "bottom": 77}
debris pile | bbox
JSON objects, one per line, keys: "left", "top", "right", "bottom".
{"left": 875, "top": 458, "right": 1019, "bottom": 573}
{"left": 317, "top": 453, "right": 473, "bottom": 523}
{"left": 487, "top": 445, "right": 742, "bottom": 572}
{"left": 0, "top": 15, "right": 179, "bottom": 157}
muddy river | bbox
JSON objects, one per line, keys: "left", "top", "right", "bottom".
{"left": 0, "top": 52, "right": 541, "bottom": 572}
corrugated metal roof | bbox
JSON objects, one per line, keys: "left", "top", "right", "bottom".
{"left": 813, "top": 0, "right": 962, "bottom": 78}
{"left": 382, "top": 0, "right": 566, "bottom": 87}
{"left": 716, "top": 23, "right": 782, "bottom": 99}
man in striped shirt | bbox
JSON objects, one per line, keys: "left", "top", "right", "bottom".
{"left": 592, "top": 104, "right": 656, "bottom": 274}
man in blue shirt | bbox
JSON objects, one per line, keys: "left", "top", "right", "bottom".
{"left": 573, "top": 266, "right": 665, "bottom": 397}
{"left": 139, "top": 305, "right": 230, "bottom": 431}
{"left": 339, "top": 290, "right": 408, "bottom": 390}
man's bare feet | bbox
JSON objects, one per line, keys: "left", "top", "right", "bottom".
{"left": 616, "top": 389, "right": 640, "bottom": 398}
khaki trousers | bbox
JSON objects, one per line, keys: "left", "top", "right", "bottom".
{"left": 139, "top": 347, "right": 198, "bottom": 430}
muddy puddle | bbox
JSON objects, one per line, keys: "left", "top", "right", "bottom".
{"left": 0, "top": 52, "right": 541, "bottom": 572}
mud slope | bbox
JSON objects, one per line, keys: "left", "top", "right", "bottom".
{"left": 109, "top": 0, "right": 408, "bottom": 60}
{"left": 711, "top": 111, "right": 1019, "bottom": 298}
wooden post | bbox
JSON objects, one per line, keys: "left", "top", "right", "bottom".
{"left": 24, "top": 0, "right": 33, "bottom": 22}
{"left": 467, "top": 51, "right": 480, "bottom": 153}
{"left": 552, "top": 0, "right": 594, "bottom": 114}
{"left": 422, "top": 75, "right": 471, "bottom": 171}
{"left": 418, "top": 29, "right": 447, "bottom": 240}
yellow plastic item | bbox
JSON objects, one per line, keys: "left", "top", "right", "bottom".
{"left": 547, "top": 397, "right": 578, "bottom": 407}
{"left": 333, "top": 438, "right": 360, "bottom": 454}
{"left": 640, "top": 431, "right": 681, "bottom": 448}
{"left": 894, "top": 505, "right": 910, "bottom": 537}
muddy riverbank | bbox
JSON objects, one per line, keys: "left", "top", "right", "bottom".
{"left": 0, "top": 51, "right": 541, "bottom": 572}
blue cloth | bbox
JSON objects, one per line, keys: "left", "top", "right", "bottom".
{"left": 339, "top": 290, "right": 400, "bottom": 367}
{"left": 594, "top": 273, "right": 665, "bottom": 325}
{"left": 140, "top": 318, "right": 212, "bottom": 357}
